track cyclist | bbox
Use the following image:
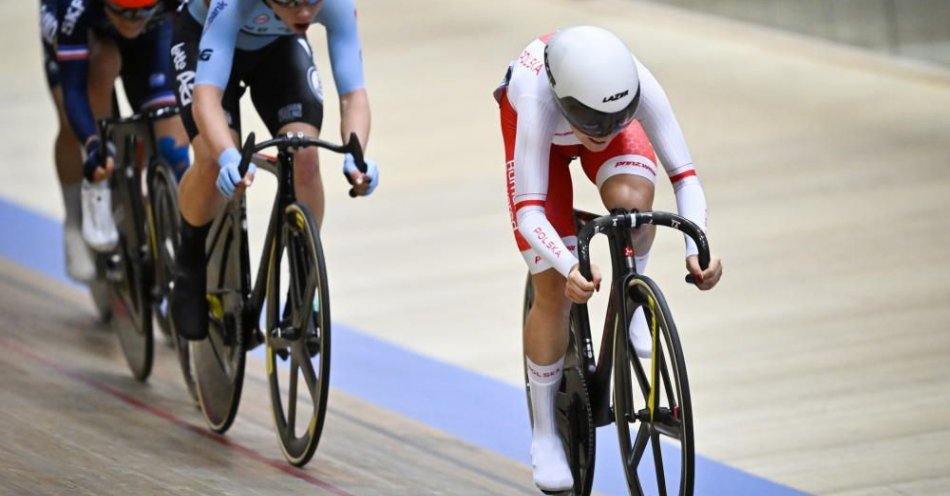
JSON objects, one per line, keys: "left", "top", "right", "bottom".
{"left": 169, "top": 0, "right": 379, "bottom": 341}
{"left": 40, "top": 0, "right": 190, "bottom": 281}
{"left": 495, "top": 26, "right": 723, "bottom": 492}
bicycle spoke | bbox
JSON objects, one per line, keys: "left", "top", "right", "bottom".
{"left": 296, "top": 345, "right": 319, "bottom": 392}
{"left": 631, "top": 421, "right": 650, "bottom": 471}
{"left": 651, "top": 429, "right": 668, "bottom": 496}
{"left": 288, "top": 357, "right": 299, "bottom": 434}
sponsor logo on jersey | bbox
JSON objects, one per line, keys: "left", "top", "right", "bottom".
{"left": 176, "top": 70, "right": 196, "bottom": 106}
{"left": 533, "top": 227, "right": 562, "bottom": 258}
{"left": 62, "top": 0, "right": 85, "bottom": 37}
{"left": 506, "top": 160, "right": 517, "bottom": 229}
{"left": 613, "top": 159, "right": 655, "bottom": 175}
{"left": 278, "top": 103, "right": 303, "bottom": 123}
{"left": 40, "top": 5, "right": 58, "bottom": 45}
{"left": 170, "top": 42, "right": 188, "bottom": 71}
{"left": 206, "top": 1, "right": 228, "bottom": 29}
{"left": 518, "top": 49, "right": 543, "bottom": 76}
{"left": 254, "top": 14, "right": 269, "bottom": 24}
{"left": 603, "top": 90, "right": 629, "bottom": 103}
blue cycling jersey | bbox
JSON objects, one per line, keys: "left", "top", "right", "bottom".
{"left": 188, "top": 0, "right": 365, "bottom": 95}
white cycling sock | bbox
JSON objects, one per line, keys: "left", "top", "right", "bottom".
{"left": 62, "top": 182, "right": 82, "bottom": 228}
{"left": 635, "top": 252, "right": 650, "bottom": 275}
{"left": 526, "top": 355, "right": 564, "bottom": 440}
{"left": 630, "top": 251, "right": 653, "bottom": 358}
{"left": 526, "top": 354, "right": 573, "bottom": 491}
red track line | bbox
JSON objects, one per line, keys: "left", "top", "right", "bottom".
{"left": 0, "top": 336, "right": 354, "bottom": 496}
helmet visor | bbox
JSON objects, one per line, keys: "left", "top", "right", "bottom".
{"left": 556, "top": 87, "right": 640, "bottom": 139}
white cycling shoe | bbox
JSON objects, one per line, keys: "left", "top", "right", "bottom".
{"left": 630, "top": 306, "right": 653, "bottom": 359}
{"left": 81, "top": 179, "right": 118, "bottom": 252}
{"left": 531, "top": 436, "right": 573, "bottom": 492}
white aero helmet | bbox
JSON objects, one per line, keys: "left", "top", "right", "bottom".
{"left": 544, "top": 26, "right": 640, "bottom": 138}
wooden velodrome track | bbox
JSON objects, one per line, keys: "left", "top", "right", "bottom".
{"left": 2, "top": 0, "right": 950, "bottom": 495}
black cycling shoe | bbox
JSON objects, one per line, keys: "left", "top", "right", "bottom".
{"left": 170, "top": 267, "right": 208, "bottom": 341}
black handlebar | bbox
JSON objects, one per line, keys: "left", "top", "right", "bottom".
{"left": 575, "top": 210, "right": 710, "bottom": 286}
{"left": 236, "top": 131, "right": 368, "bottom": 197}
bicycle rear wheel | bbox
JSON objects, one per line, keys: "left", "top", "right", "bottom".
{"left": 613, "top": 276, "right": 694, "bottom": 496}
{"left": 148, "top": 164, "right": 197, "bottom": 401}
{"left": 523, "top": 276, "right": 596, "bottom": 496}
{"left": 265, "top": 203, "right": 331, "bottom": 467}
{"left": 192, "top": 207, "right": 247, "bottom": 433}
{"left": 110, "top": 161, "right": 154, "bottom": 381}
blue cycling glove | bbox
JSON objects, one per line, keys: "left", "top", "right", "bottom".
{"left": 216, "top": 147, "right": 255, "bottom": 199}
{"left": 83, "top": 139, "right": 115, "bottom": 182}
{"left": 343, "top": 153, "right": 379, "bottom": 196}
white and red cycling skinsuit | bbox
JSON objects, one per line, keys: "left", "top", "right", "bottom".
{"left": 497, "top": 33, "right": 708, "bottom": 277}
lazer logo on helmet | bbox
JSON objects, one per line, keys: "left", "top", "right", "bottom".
{"left": 603, "top": 90, "right": 629, "bottom": 103}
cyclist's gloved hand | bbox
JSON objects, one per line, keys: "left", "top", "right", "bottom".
{"left": 216, "top": 147, "right": 255, "bottom": 199}
{"left": 83, "top": 138, "right": 116, "bottom": 182}
{"left": 343, "top": 153, "right": 379, "bottom": 196}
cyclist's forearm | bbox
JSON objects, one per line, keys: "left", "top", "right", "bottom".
{"left": 193, "top": 84, "right": 237, "bottom": 161}
{"left": 673, "top": 180, "right": 707, "bottom": 257}
{"left": 517, "top": 206, "right": 578, "bottom": 278}
{"left": 339, "top": 88, "right": 370, "bottom": 152}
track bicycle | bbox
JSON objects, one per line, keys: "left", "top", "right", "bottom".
{"left": 93, "top": 105, "right": 182, "bottom": 381}
{"left": 186, "top": 131, "right": 366, "bottom": 467}
{"left": 523, "top": 208, "right": 710, "bottom": 496}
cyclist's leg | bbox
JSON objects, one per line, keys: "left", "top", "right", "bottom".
{"left": 168, "top": 14, "right": 241, "bottom": 340}
{"left": 580, "top": 121, "right": 659, "bottom": 357}
{"left": 78, "top": 33, "right": 123, "bottom": 251}
{"left": 119, "top": 19, "right": 191, "bottom": 180}
{"left": 43, "top": 19, "right": 119, "bottom": 280}
{"left": 43, "top": 13, "right": 91, "bottom": 280}
{"left": 245, "top": 34, "right": 325, "bottom": 224}
{"left": 502, "top": 91, "right": 575, "bottom": 490}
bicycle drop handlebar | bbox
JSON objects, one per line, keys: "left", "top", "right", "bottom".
{"left": 575, "top": 210, "right": 711, "bottom": 286}
{"left": 237, "top": 131, "right": 368, "bottom": 197}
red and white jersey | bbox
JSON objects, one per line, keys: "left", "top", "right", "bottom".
{"left": 499, "top": 35, "right": 708, "bottom": 277}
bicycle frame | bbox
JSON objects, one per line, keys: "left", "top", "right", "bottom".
{"left": 221, "top": 132, "right": 367, "bottom": 345}
{"left": 96, "top": 105, "right": 181, "bottom": 380}
{"left": 570, "top": 209, "right": 710, "bottom": 427}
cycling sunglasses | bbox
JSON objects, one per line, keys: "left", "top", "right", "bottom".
{"left": 269, "top": 0, "right": 322, "bottom": 6}
{"left": 103, "top": 1, "right": 160, "bottom": 20}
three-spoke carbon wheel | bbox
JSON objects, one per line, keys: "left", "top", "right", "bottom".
{"left": 613, "top": 276, "right": 694, "bottom": 496}
{"left": 192, "top": 209, "right": 247, "bottom": 433}
{"left": 110, "top": 166, "right": 154, "bottom": 381}
{"left": 265, "top": 203, "right": 331, "bottom": 467}
{"left": 522, "top": 276, "right": 597, "bottom": 496}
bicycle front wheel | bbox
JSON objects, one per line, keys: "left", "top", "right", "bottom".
{"left": 148, "top": 165, "right": 198, "bottom": 402}
{"left": 192, "top": 207, "right": 247, "bottom": 433}
{"left": 613, "top": 276, "right": 694, "bottom": 496}
{"left": 265, "top": 203, "right": 331, "bottom": 467}
{"left": 110, "top": 167, "right": 154, "bottom": 381}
